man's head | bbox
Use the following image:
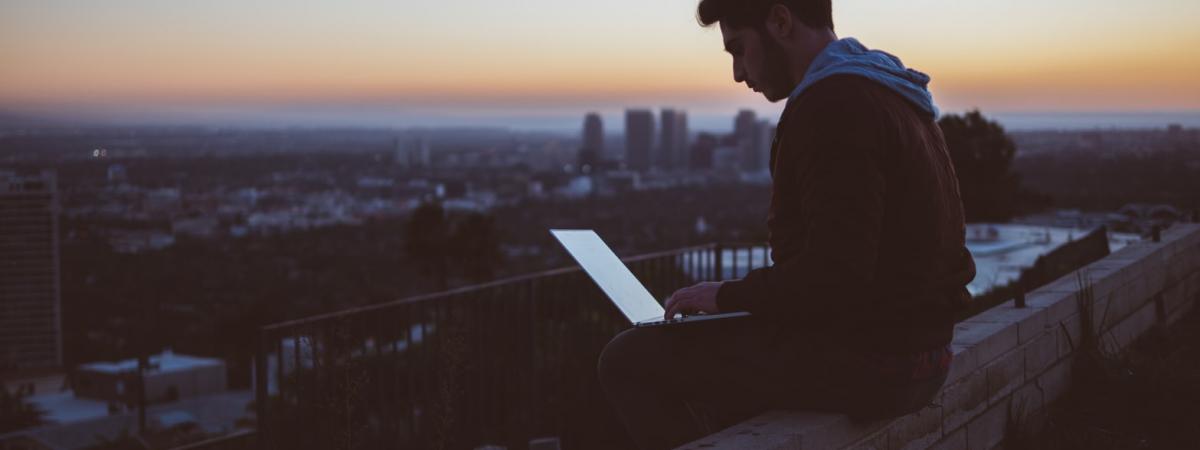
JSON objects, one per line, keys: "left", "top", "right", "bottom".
{"left": 697, "top": 0, "right": 837, "bottom": 102}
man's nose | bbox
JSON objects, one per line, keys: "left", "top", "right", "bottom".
{"left": 732, "top": 61, "right": 746, "bottom": 84}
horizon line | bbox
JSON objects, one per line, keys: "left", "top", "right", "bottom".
{"left": 3, "top": 108, "right": 1200, "bottom": 134}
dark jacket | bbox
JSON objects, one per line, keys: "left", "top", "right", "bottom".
{"left": 715, "top": 74, "right": 976, "bottom": 354}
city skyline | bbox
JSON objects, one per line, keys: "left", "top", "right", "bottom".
{"left": 2, "top": 0, "right": 1199, "bottom": 130}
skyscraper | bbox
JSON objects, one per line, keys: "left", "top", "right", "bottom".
{"left": 395, "top": 136, "right": 431, "bottom": 169}
{"left": 755, "top": 119, "right": 776, "bottom": 172}
{"left": 1, "top": 170, "right": 62, "bottom": 369}
{"left": 625, "top": 110, "right": 655, "bottom": 172}
{"left": 580, "top": 113, "right": 604, "bottom": 171}
{"left": 734, "top": 110, "right": 763, "bottom": 171}
{"left": 676, "top": 111, "right": 689, "bottom": 169}
{"left": 689, "top": 133, "right": 718, "bottom": 170}
{"left": 659, "top": 109, "right": 689, "bottom": 171}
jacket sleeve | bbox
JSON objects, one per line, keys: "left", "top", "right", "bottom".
{"left": 715, "top": 83, "right": 888, "bottom": 322}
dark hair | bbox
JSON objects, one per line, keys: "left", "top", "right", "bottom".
{"left": 696, "top": 0, "right": 833, "bottom": 31}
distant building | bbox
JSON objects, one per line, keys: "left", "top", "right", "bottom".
{"left": 734, "top": 110, "right": 769, "bottom": 171}
{"left": 658, "top": 109, "right": 689, "bottom": 171}
{"left": 553, "top": 176, "right": 595, "bottom": 199}
{"left": 597, "top": 170, "right": 641, "bottom": 195}
{"left": 143, "top": 188, "right": 181, "bottom": 215}
{"left": 109, "top": 230, "right": 176, "bottom": 254}
{"left": 713, "top": 144, "right": 741, "bottom": 171}
{"left": 1114, "top": 203, "right": 1185, "bottom": 233}
{"left": 689, "top": 133, "right": 718, "bottom": 170}
{"left": 0, "top": 170, "right": 62, "bottom": 369}
{"left": 11, "top": 391, "right": 253, "bottom": 449}
{"left": 395, "top": 137, "right": 432, "bottom": 169}
{"left": 106, "top": 164, "right": 127, "bottom": 185}
{"left": 625, "top": 110, "right": 655, "bottom": 172}
{"left": 73, "top": 350, "right": 227, "bottom": 405}
{"left": 756, "top": 120, "right": 776, "bottom": 172}
{"left": 1165, "top": 123, "right": 1197, "bottom": 147}
{"left": 580, "top": 113, "right": 604, "bottom": 172}
{"left": 172, "top": 216, "right": 220, "bottom": 238}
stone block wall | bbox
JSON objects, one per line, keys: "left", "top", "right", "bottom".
{"left": 678, "top": 224, "right": 1200, "bottom": 450}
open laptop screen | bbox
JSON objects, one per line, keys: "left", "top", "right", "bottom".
{"left": 550, "top": 229, "right": 665, "bottom": 323}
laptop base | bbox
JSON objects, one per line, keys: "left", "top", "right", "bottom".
{"left": 633, "top": 311, "right": 752, "bottom": 328}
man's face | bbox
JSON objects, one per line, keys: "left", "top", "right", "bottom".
{"left": 720, "top": 22, "right": 793, "bottom": 103}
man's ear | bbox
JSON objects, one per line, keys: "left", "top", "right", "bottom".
{"left": 763, "top": 3, "right": 794, "bottom": 41}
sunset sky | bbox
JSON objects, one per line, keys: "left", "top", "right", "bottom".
{"left": 2, "top": 0, "right": 1198, "bottom": 129}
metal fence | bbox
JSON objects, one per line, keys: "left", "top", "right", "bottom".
{"left": 254, "top": 243, "right": 770, "bottom": 450}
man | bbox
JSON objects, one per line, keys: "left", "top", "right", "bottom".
{"left": 596, "top": 1, "right": 977, "bottom": 449}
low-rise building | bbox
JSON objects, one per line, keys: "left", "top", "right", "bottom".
{"left": 73, "top": 350, "right": 226, "bottom": 405}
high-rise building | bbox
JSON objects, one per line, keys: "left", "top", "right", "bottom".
{"left": 734, "top": 110, "right": 764, "bottom": 171}
{"left": 1, "top": 170, "right": 62, "bottom": 369}
{"left": 625, "top": 110, "right": 655, "bottom": 172}
{"left": 677, "top": 112, "right": 689, "bottom": 168}
{"left": 658, "top": 109, "right": 689, "bottom": 171}
{"left": 580, "top": 113, "right": 604, "bottom": 171}
{"left": 689, "top": 133, "right": 718, "bottom": 170}
{"left": 395, "top": 137, "right": 431, "bottom": 169}
{"left": 755, "top": 119, "right": 776, "bottom": 172}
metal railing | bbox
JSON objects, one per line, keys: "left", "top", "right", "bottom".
{"left": 171, "top": 430, "right": 256, "bottom": 450}
{"left": 254, "top": 242, "right": 770, "bottom": 450}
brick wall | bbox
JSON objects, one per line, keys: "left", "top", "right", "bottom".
{"left": 678, "top": 224, "right": 1200, "bottom": 450}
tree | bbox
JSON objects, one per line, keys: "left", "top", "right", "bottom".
{"left": 1, "top": 382, "right": 45, "bottom": 433}
{"left": 449, "top": 212, "right": 502, "bottom": 283}
{"left": 938, "top": 110, "right": 1022, "bottom": 222}
{"left": 405, "top": 202, "right": 450, "bottom": 290}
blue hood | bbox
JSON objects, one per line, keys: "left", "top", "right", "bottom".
{"left": 788, "top": 38, "right": 938, "bottom": 117}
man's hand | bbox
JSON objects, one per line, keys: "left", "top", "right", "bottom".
{"left": 663, "top": 281, "right": 724, "bottom": 320}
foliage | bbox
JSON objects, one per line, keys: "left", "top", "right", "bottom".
{"left": 1015, "top": 147, "right": 1200, "bottom": 213}
{"left": 0, "top": 383, "right": 45, "bottom": 434}
{"left": 404, "top": 204, "right": 505, "bottom": 288}
{"left": 84, "top": 429, "right": 144, "bottom": 450}
{"left": 939, "top": 110, "right": 1028, "bottom": 222}
{"left": 1004, "top": 300, "right": 1200, "bottom": 449}
{"left": 450, "top": 212, "right": 502, "bottom": 283}
{"left": 404, "top": 202, "right": 451, "bottom": 290}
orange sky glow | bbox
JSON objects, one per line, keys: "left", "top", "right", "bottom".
{"left": 2, "top": 0, "right": 1198, "bottom": 125}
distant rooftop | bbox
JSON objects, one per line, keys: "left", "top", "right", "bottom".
{"left": 2, "top": 391, "right": 252, "bottom": 450}
{"left": 964, "top": 223, "right": 1140, "bottom": 296}
{"left": 0, "top": 169, "right": 56, "bottom": 193}
{"left": 78, "top": 350, "right": 223, "bottom": 375}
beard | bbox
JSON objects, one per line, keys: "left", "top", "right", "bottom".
{"left": 757, "top": 31, "right": 795, "bottom": 103}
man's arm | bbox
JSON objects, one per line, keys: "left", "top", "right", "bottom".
{"left": 715, "top": 79, "right": 888, "bottom": 322}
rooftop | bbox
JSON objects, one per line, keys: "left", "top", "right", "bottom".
{"left": 77, "top": 350, "right": 223, "bottom": 376}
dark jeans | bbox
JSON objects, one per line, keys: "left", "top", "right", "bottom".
{"left": 596, "top": 318, "right": 947, "bottom": 450}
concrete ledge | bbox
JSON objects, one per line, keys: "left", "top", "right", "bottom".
{"left": 676, "top": 224, "right": 1200, "bottom": 450}
{"left": 675, "top": 411, "right": 888, "bottom": 450}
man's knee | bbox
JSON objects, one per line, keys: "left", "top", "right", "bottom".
{"left": 597, "top": 327, "right": 662, "bottom": 388}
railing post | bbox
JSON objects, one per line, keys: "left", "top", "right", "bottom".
{"left": 713, "top": 244, "right": 724, "bottom": 281}
{"left": 1014, "top": 279, "right": 1026, "bottom": 308}
{"left": 255, "top": 328, "right": 269, "bottom": 450}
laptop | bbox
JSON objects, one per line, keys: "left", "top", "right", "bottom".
{"left": 550, "top": 229, "right": 751, "bottom": 328}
